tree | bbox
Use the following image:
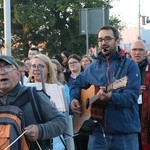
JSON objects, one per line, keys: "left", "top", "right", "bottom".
{"left": 0, "top": 0, "right": 122, "bottom": 59}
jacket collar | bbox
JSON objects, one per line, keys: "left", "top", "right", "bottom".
{"left": 7, "top": 83, "right": 22, "bottom": 96}
{"left": 97, "top": 47, "right": 125, "bottom": 62}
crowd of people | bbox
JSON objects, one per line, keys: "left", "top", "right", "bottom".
{"left": 0, "top": 25, "right": 150, "bottom": 150}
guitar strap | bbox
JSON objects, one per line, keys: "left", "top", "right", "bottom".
{"left": 114, "top": 57, "right": 126, "bottom": 80}
{"left": 99, "top": 56, "right": 127, "bottom": 148}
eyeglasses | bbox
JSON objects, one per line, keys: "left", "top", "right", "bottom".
{"left": 0, "top": 65, "right": 16, "bottom": 73}
{"left": 68, "top": 61, "right": 79, "bottom": 65}
{"left": 98, "top": 36, "right": 115, "bottom": 43}
{"left": 30, "top": 64, "right": 46, "bottom": 69}
{"left": 131, "top": 48, "right": 146, "bottom": 52}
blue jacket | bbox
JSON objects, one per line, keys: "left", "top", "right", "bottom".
{"left": 70, "top": 49, "right": 141, "bottom": 134}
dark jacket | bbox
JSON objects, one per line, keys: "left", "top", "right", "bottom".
{"left": 70, "top": 49, "right": 141, "bottom": 134}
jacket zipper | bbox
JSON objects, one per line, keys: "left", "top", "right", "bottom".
{"left": 104, "top": 56, "right": 110, "bottom": 134}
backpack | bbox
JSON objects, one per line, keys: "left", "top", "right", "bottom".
{"left": 0, "top": 105, "right": 29, "bottom": 150}
{"left": 0, "top": 87, "right": 49, "bottom": 150}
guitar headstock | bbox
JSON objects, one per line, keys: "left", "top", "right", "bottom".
{"left": 108, "top": 76, "right": 128, "bottom": 91}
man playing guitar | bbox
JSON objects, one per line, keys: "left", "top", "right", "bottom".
{"left": 70, "top": 25, "right": 141, "bottom": 150}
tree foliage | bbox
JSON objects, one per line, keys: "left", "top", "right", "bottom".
{"left": 0, "top": 0, "right": 122, "bottom": 59}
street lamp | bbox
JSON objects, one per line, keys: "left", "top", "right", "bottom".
{"left": 138, "top": 0, "right": 141, "bottom": 39}
{"left": 4, "top": 0, "right": 11, "bottom": 56}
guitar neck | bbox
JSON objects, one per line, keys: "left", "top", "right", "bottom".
{"left": 86, "top": 76, "right": 128, "bottom": 108}
{"left": 105, "top": 84, "right": 112, "bottom": 92}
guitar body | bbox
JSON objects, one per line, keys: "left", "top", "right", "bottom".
{"left": 73, "top": 85, "right": 95, "bottom": 133}
{"left": 73, "top": 76, "right": 128, "bottom": 133}
{"left": 90, "top": 99, "right": 106, "bottom": 122}
{"left": 73, "top": 86, "right": 106, "bottom": 133}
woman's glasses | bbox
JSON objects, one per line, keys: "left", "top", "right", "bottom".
{"left": 30, "top": 64, "right": 46, "bottom": 69}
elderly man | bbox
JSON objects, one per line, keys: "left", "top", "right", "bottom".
{"left": 0, "top": 55, "right": 67, "bottom": 149}
{"left": 130, "top": 40, "right": 150, "bottom": 150}
{"left": 130, "top": 40, "right": 148, "bottom": 63}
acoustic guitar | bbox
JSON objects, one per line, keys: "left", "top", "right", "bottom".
{"left": 73, "top": 76, "right": 128, "bottom": 133}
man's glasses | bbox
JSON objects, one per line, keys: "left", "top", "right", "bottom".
{"left": 98, "top": 36, "right": 115, "bottom": 43}
{"left": 30, "top": 64, "right": 46, "bottom": 70}
{"left": 0, "top": 65, "right": 16, "bottom": 73}
{"left": 131, "top": 48, "right": 146, "bottom": 52}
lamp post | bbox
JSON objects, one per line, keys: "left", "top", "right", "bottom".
{"left": 138, "top": 0, "right": 141, "bottom": 40}
{"left": 4, "top": 0, "right": 11, "bottom": 56}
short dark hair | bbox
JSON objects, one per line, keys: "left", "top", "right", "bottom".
{"left": 52, "top": 54, "right": 63, "bottom": 65}
{"left": 98, "top": 25, "right": 120, "bottom": 39}
{"left": 29, "top": 47, "right": 39, "bottom": 52}
{"left": 61, "top": 51, "right": 70, "bottom": 58}
{"left": 68, "top": 54, "right": 81, "bottom": 62}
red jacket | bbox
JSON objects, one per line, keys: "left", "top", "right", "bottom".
{"left": 141, "top": 64, "right": 150, "bottom": 146}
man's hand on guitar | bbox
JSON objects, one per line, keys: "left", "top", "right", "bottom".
{"left": 70, "top": 99, "right": 81, "bottom": 114}
{"left": 96, "top": 87, "right": 112, "bottom": 101}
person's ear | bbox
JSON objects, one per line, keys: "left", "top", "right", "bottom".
{"left": 116, "top": 38, "right": 120, "bottom": 46}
